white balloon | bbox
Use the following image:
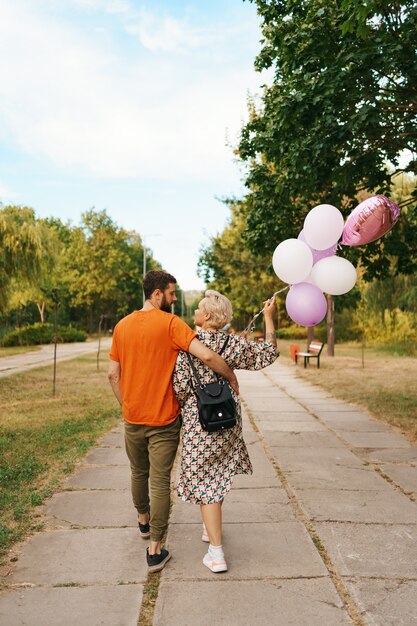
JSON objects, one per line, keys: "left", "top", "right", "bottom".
{"left": 310, "top": 256, "right": 357, "bottom": 295}
{"left": 303, "top": 204, "right": 344, "bottom": 250}
{"left": 272, "top": 239, "right": 313, "bottom": 285}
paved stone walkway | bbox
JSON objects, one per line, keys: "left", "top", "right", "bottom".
{"left": 1, "top": 360, "right": 416, "bottom": 625}
{"left": 0, "top": 338, "right": 111, "bottom": 378}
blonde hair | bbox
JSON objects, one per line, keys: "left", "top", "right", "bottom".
{"left": 200, "top": 290, "right": 233, "bottom": 329}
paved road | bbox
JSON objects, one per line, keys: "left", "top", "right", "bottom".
{"left": 1, "top": 360, "right": 416, "bottom": 625}
{"left": 0, "top": 338, "right": 112, "bottom": 378}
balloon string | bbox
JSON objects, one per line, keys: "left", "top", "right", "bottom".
{"left": 242, "top": 286, "right": 290, "bottom": 338}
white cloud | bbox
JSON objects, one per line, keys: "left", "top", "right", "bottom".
{"left": 70, "top": 0, "right": 131, "bottom": 13}
{"left": 126, "top": 9, "right": 220, "bottom": 53}
{"left": 0, "top": 2, "right": 264, "bottom": 183}
{"left": 0, "top": 183, "right": 16, "bottom": 202}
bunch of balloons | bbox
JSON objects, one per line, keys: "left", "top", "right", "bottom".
{"left": 272, "top": 195, "right": 400, "bottom": 327}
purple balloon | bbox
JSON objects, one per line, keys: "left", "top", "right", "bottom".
{"left": 286, "top": 283, "right": 328, "bottom": 327}
{"left": 342, "top": 195, "right": 400, "bottom": 246}
{"left": 298, "top": 229, "right": 337, "bottom": 264}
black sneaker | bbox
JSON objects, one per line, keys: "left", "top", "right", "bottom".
{"left": 138, "top": 518, "right": 150, "bottom": 539}
{"left": 146, "top": 547, "right": 171, "bottom": 573}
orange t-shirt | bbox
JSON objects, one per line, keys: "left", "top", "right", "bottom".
{"left": 109, "top": 309, "right": 197, "bottom": 426}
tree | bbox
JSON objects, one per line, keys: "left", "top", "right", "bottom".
{"left": 64, "top": 209, "right": 161, "bottom": 332}
{"left": 0, "top": 206, "right": 46, "bottom": 311}
{"left": 198, "top": 200, "right": 281, "bottom": 330}
{"left": 238, "top": 0, "right": 416, "bottom": 280}
{"left": 8, "top": 218, "right": 66, "bottom": 323}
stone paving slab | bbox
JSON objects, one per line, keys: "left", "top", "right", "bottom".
{"left": 9, "top": 528, "right": 146, "bottom": 585}
{"left": 318, "top": 416, "right": 393, "bottom": 433}
{"left": 226, "top": 486, "right": 288, "bottom": 503}
{"left": 97, "top": 428, "right": 125, "bottom": 447}
{"left": 294, "top": 488, "right": 417, "bottom": 523}
{"left": 358, "top": 448, "right": 417, "bottom": 464}
{"left": 164, "top": 522, "right": 327, "bottom": 581}
{"left": 247, "top": 446, "right": 280, "bottom": 476}
{"left": 275, "top": 464, "right": 390, "bottom": 491}
{"left": 154, "top": 579, "right": 351, "bottom": 626}
{"left": 263, "top": 431, "right": 345, "bottom": 448}
{"left": 171, "top": 499, "right": 294, "bottom": 524}
{"left": 380, "top": 464, "right": 417, "bottom": 494}
{"left": 240, "top": 390, "right": 288, "bottom": 399}
{"left": 269, "top": 446, "right": 365, "bottom": 470}
{"left": 244, "top": 401, "right": 305, "bottom": 413}
{"left": 232, "top": 472, "right": 281, "bottom": 489}
{"left": 43, "top": 490, "right": 136, "bottom": 528}
{"left": 255, "top": 419, "right": 325, "bottom": 432}
{"left": 337, "top": 431, "right": 412, "bottom": 449}
{"left": 286, "top": 391, "right": 334, "bottom": 401}
{"left": 250, "top": 411, "right": 313, "bottom": 420}
{"left": 312, "top": 408, "right": 384, "bottom": 421}
{"left": 303, "top": 402, "right": 362, "bottom": 412}
{"left": 83, "top": 446, "right": 128, "bottom": 465}
{"left": 316, "top": 523, "right": 417, "bottom": 577}
{"left": 345, "top": 579, "right": 417, "bottom": 626}
{"left": 63, "top": 465, "right": 131, "bottom": 490}
{"left": 239, "top": 430, "right": 259, "bottom": 444}
{"left": 0, "top": 584, "right": 143, "bottom": 626}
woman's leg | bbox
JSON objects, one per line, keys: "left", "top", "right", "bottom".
{"left": 200, "top": 503, "right": 222, "bottom": 547}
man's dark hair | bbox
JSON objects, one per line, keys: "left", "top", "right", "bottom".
{"left": 143, "top": 270, "right": 177, "bottom": 299}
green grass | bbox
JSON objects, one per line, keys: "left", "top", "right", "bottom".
{"left": 0, "top": 354, "right": 120, "bottom": 563}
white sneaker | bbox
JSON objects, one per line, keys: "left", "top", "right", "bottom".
{"left": 203, "top": 550, "right": 228, "bottom": 573}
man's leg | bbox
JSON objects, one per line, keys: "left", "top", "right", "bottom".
{"left": 147, "top": 417, "right": 181, "bottom": 555}
{"left": 124, "top": 422, "right": 150, "bottom": 519}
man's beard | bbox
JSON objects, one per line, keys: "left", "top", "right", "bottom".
{"left": 160, "top": 296, "right": 172, "bottom": 313}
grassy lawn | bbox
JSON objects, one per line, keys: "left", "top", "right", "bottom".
{"left": 277, "top": 338, "right": 417, "bottom": 442}
{"left": 0, "top": 354, "right": 120, "bottom": 564}
{"left": 0, "top": 346, "right": 41, "bottom": 358}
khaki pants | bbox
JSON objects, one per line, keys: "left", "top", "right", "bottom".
{"left": 124, "top": 417, "right": 181, "bottom": 542}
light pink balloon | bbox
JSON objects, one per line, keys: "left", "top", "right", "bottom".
{"left": 342, "top": 195, "right": 400, "bottom": 246}
{"left": 298, "top": 229, "right": 337, "bottom": 265}
{"left": 285, "top": 282, "right": 328, "bottom": 327}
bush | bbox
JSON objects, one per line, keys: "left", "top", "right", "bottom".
{"left": 1, "top": 323, "right": 87, "bottom": 347}
{"left": 278, "top": 324, "right": 308, "bottom": 339}
{"left": 353, "top": 308, "right": 417, "bottom": 347}
{"left": 278, "top": 323, "right": 327, "bottom": 341}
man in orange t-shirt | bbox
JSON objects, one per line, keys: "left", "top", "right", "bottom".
{"left": 108, "top": 270, "right": 238, "bottom": 573}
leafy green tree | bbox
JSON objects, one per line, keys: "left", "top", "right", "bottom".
{"left": 238, "top": 0, "right": 416, "bottom": 280}
{"left": 8, "top": 218, "right": 66, "bottom": 323}
{"left": 0, "top": 206, "right": 47, "bottom": 311}
{"left": 198, "top": 200, "right": 281, "bottom": 330}
{"left": 64, "top": 209, "right": 161, "bottom": 332}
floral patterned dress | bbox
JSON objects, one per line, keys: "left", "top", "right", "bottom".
{"left": 173, "top": 329, "right": 278, "bottom": 504}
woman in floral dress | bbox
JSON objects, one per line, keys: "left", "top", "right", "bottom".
{"left": 173, "top": 290, "right": 278, "bottom": 573}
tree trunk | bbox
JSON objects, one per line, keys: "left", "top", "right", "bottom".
{"left": 88, "top": 307, "right": 94, "bottom": 335}
{"left": 37, "top": 301, "right": 45, "bottom": 324}
{"left": 307, "top": 326, "right": 314, "bottom": 351}
{"left": 327, "top": 294, "right": 335, "bottom": 356}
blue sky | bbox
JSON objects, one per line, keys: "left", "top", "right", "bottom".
{"left": 0, "top": 0, "right": 269, "bottom": 289}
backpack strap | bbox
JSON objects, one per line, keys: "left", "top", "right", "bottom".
{"left": 186, "top": 334, "right": 231, "bottom": 389}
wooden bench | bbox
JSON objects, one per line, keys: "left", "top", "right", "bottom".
{"left": 295, "top": 341, "right": 324, "bottom": 368}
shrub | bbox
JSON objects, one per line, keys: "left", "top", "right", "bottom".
{"left": 353, "top": 308, "right": 417, "bottom": 347}
{"left": 1, "top": 323, "right": 87, "bottom": 347}
{"left": 278, "top": 324, "right": 308, "bottom": 339}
